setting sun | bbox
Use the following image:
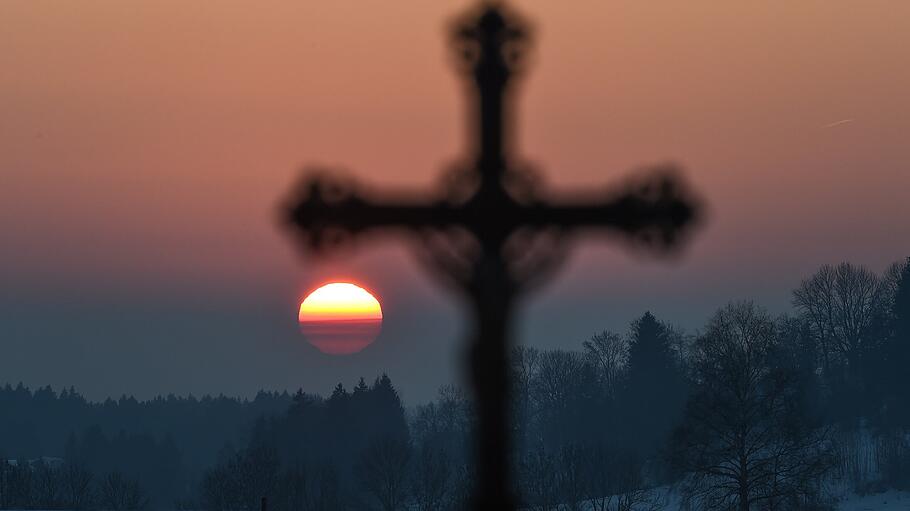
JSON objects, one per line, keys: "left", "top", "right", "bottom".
{"left": 298, "top": 283, "right": 383, "bottom": 355}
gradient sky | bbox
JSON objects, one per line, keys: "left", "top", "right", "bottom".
{"left": 1, "top": 0, "right": 908, "bottom": 403}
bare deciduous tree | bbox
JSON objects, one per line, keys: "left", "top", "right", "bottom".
{"left": 518, "top": 445, "right": 558, "bottom": 511}
{"left": 3, "top": 461, "right": 34, "bottom": 509}
{"left": 586, "top": 448, "right": 664, "bottom": 511}
{"left": 676, "top": 301, "right": 833, "bottom": 511}
{"left": 98, "top": 472, "right": 148, "bottom": 511}
{"left": 512, "top": 346, "right": 540, "bottom": 408}
{"left": 281, "top": 463, "right": 340, "bottom": 511}
{"left": 793, "top": 262, "right": 891, "bottom": 372}
{"left": 410, "top": 444, "right": 451, "bottom": 511}
{"left": 61, "top": 462, "right": 94, "bottom": 510}
{"left": 356, "top": 435, "right": 411, "bottom": 511}
{"left": 555, "top": 444, "right": 589, "bottom": 511}
{"left": 33, "top": 461, "right": 62, "bottom": 509}
{"left": 201, "top": 445, "right": 280, "bottom": 511}
{"left": 583, "top": 330, "right": 627, "bottom": 395}
{"left": 532, "top": 350, "right": 588, "bottom": 412}
{"left": 412, "top": 385, "right": 471, "bottom": 451}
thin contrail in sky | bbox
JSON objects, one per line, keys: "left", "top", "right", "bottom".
{"left": 823, "top": 119, "right": 854, "bottom": 128}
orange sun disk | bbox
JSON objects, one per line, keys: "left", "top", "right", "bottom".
{"left": 298, "top": 283, "right": 383, "bottom": 355}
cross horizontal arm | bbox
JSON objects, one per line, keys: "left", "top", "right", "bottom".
{"left": 285, "top": 171, "right": 699, "bottom": 253}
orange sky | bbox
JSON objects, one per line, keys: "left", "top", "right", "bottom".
{"left": 1, "top": 1, "right": 908, "bottom": 400}
{"left": 3, "top": 0, "right": 908, "bottom": 288}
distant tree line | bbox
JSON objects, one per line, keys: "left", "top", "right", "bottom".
{"left": 197, "top": 375, "right": 444, "bottom": 511}
{"left": 0, "top": 458, "right": 146, "bottom": 511}
{"left": 1, "top": 257, "right": 907, "bottom": 510}
{"left": 0, "top": 388, "right": 292, "bottom": 507}
{"left": 196, "top": 258, "right": 909, "bottom": 511}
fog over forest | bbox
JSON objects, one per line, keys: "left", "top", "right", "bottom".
{"left": 2, "top": 258, "right": 909, "bottom": 510}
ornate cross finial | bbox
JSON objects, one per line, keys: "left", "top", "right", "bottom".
{"left": 453, "top": 4, "right": 530, "bottom": 181}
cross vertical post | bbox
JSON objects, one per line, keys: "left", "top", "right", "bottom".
{"left": 456, "top": 8, "right": 524, "bottom": 508}
{"left": 283, "top": 3, "right": 701, "bottom": 510}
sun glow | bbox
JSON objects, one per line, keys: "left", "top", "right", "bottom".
{"left": 298, "top": 283, "right": 383, "bottom": 355}
{"left": 298, "top": 283, "right": 382, "bottom": 321}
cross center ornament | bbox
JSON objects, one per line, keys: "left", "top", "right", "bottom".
{"left": 283, "top": 4, "right": 700, "bottom": 509}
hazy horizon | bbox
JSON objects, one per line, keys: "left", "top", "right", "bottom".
{"left": 2, "top": 0, "right": 908, "bottom": 403}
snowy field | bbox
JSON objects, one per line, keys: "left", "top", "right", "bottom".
{"left": 550, "top": 488, "right": 910, "bottom": 510}
{"left": 833, "top": 490, "right": 910, "bottom": 511}
{"left": 9, "top": 491, "right": 910, "bottom": 510}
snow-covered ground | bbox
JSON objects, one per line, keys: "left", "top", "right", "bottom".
{"left": 10, "top": 492, "right": 910, "bottom": 511}
{"left": 573, "top": 487, "right": 910, "bottom": 510}
{"left": 835, "top": 490, "right": 910, "bottom": 511}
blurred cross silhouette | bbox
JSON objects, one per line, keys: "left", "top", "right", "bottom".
{"left": 283, "top": 3, "right": 700, "bottom": 509}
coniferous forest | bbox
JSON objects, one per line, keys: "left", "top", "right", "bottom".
{"left": 2, "top": 259, "right": 909, "bottom": 510}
